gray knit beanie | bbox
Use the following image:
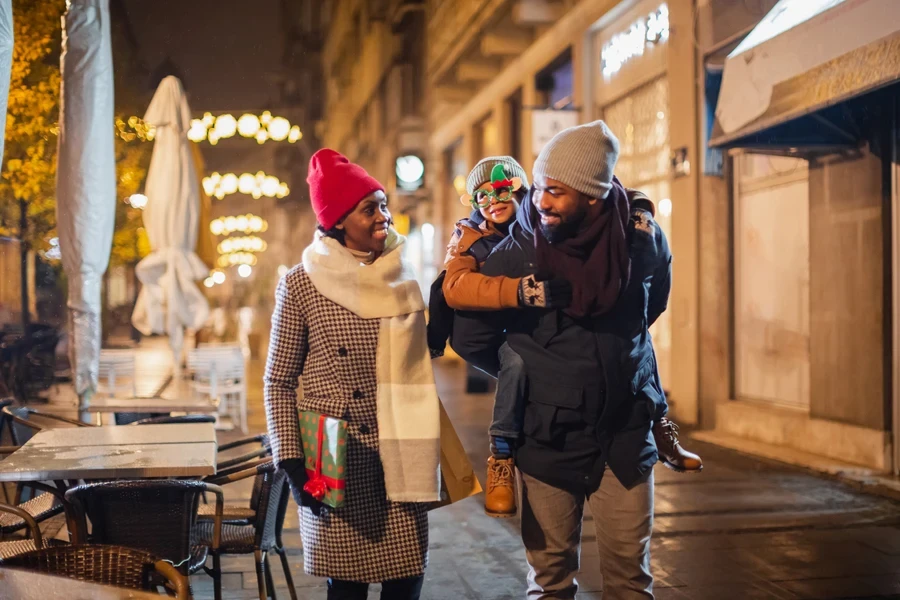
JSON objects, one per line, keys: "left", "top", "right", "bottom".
{"left": 465, "top": 156, "right": 529, "bottom": 195}
{"left": 533, "top": 120, "right": 619, "bottom": 199}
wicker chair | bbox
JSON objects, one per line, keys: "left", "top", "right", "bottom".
{"left": 216, "top": 433, "right": 271, "bottom": 473}
{"left": 65, "top": 480, "right": 223, "bottom": 578}
{"left": 1, "top": 544, "right": 191, "bottom": 599}
{"left": 0, "top": 501, "right": 67, "bottom": 559}
{"left": 0, "top": 476, "right": 67, "bottom": 538}
{"left": 196, "top": 436, "right": 271, "bottom": 523}
{"left": 194, "top": 460, "right": 296, "bottom": 600}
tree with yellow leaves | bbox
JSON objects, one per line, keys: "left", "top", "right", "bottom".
{"left": 0, "top": 0, "right": 65, "bottom": 251}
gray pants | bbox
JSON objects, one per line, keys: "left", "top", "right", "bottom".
{"left": 520, "top": 468, "right": 654, "bottom": 599}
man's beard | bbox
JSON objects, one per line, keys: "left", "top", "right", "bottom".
{"left": 538, "top": 204, "right": 587, "bottom": 243}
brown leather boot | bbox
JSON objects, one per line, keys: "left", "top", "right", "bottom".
{"left": 653, "top": 417, "right": 703, "bottom": 473}
{"left": 484, "top": 456, "right": 517, "bottom": 518}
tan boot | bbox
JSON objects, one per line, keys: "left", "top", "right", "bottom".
{"left": 653, "top": 417, "right": 703, "bottom": 473}
{"left": 484, "top": 456, "right": 517, "bottom": 518}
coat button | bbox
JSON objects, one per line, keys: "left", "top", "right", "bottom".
{"left": 358, "top": 424, "right": 371, "bottom": 434}
{"left": 352, "top": 390, "right": 363, "bottom": 399}
{"left": 337, "top": 347, "right": 348, "bottom": 357}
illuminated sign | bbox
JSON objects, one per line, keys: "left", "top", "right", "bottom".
{"left": 601, "top": 3, "right": 669, "bottom": 78}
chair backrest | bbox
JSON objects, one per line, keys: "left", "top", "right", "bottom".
{"left": 0, "top": 544, "right": 190, "bottom": 599}
{"left": 98, "top": 350, "right": 136, "bottom": 395}
{"left": 2, "top": 406, "right": 90, "bottom": 445}
{"left": 188, "top": 349, "right": 245, "bottom": 398}
{"left": 65, "top": 480, "right": 208, "bottom": 570}
{"left": 250, "top": 462, "right": 288, "bottom": 551}
{"left": 189, "top": 349, "right": 243, "bottom": 374}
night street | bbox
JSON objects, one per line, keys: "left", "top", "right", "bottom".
{"left": 2, "top": 0, "right": 900, "bottom": 598}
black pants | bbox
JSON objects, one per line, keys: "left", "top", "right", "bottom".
{"left": 326, "top": 575, "right": 424, "bottom": 600}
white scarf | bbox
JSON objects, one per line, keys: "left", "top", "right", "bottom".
{"left": 302, "top": 230, "right": 441, "bottom": 502}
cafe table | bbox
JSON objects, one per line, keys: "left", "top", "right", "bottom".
{"left": 0, "top": 423, "right": 217, "bottom": 482}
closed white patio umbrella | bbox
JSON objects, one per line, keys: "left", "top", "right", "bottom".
{"left": 56, "top": 0, "right": 116, "bottom": 414}
{"left": 132, "top": 76, "right": 209, "bottom": 375}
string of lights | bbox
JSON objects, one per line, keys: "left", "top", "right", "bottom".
{"left": 217, "top": 252, "right": 258, "bottom": 267}
{"left": 188, "top": 111, "right": 303, "bottom": 145}
{"left": 217, "top": 235, "right": 267, "bottom": 254}
{"left": 202, "top": 171, "right": 290, "bottom": 200}
{"left": 209, "top": 214, "right": 268, "bottom": 236}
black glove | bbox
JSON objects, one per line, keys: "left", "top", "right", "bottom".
{"left": 279, "top": 458, "right": 326, "bottom": 515}
{"left": 279, "top": 458, "right": 307, "bottom": 505}
{"left": 518, "top": 274, "right": 572, "bottom": 309}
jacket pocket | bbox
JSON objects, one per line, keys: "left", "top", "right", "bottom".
{"left": 522, "top": 381, "right": 584, "bottom": 445}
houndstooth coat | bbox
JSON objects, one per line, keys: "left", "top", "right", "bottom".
{"left": 264, "top": 265, "right": 429, "bottom": 583}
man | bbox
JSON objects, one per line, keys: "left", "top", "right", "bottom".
{"left": 451, "top": 120, "right": 691, "bottom": 598}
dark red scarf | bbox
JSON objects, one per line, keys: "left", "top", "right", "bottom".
{"left": 534, "top": 177, "right": 631, "bottom": 318}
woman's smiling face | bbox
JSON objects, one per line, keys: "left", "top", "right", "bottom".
{"left": 337, "top": 190, "right": 392, "bottom": 255}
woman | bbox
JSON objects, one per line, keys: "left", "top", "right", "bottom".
{"left": 265, "top": 149, "right": 441, "bottom": 600}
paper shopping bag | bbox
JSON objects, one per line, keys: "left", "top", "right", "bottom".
{"left": 430, "top": 399, "right": 482, "bottom": 510}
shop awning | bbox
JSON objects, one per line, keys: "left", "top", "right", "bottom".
{"left": 710, "top": 0, "right": 900, "bottom": 149}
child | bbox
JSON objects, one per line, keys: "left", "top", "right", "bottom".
{"left": 428, "top": 157, "right": 571, "bottom": 518}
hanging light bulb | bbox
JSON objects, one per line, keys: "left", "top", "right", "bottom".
{"left": 214, "top": 114, "right": 237, "bottom": 138}
{"left": 221, "top": 173, "right": 239, "bottom": 195}
{"left": 268, "top": 117, "right": 291, "bottom": 141}
{"left": 261, "top": 176, "right": 280, "bottom": 197}
{"left": 237, "top": 113, "right": 261, "bottom": 137}
{"left": 238, "top": 173, "right": 256, "bottom": 195}
{"left": 188, "top": 119, "right": 207, "bottom": 142}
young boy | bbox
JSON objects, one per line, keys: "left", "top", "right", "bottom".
{"left": 428, "top": 156, "right": 571, "bottom": 518}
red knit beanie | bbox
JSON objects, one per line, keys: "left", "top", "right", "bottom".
{"left": 307, "top": 149, "right": 385, "bottom": 230}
